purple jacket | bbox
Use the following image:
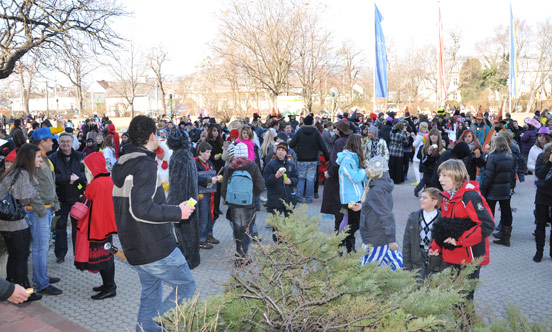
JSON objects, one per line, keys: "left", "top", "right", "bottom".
{"left": 520, "top": 128, "right": 537, "bottom": 155}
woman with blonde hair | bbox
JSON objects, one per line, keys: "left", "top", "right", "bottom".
{"left": 430, "top": 159, "right": 494, "bottom": 300}
{"left": 236, "top": 125, "right": 256, "bottom": 162}
{"left": 480, "top": 135, "right": 515, "bottom": 246}
{"left": 260, "top": 130, "right": 277, "bottom": 163}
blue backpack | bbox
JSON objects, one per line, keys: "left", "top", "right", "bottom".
{"left": 226, "top": 170, "right": 253, "bottom": 206}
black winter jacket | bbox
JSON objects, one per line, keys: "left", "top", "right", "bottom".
{"left": 289, "top": 125, "right": 329, "bottom": 162}
{"left": 49, "top": 149, "right": 86, "bottom": 203}
{"left": 263, "top": 156, "right": 298, "bottom": 211}
{"left": 429, "top": 142, "right": 472, "bottom": 189}
{"left": 535, "top": 153, "right": 552, "bottom": 206}
{"left": 112, "top": 144, "right": 182, "bottom": 266}
{"left": 480, "top": 152, "right": 514, "bottom": 200}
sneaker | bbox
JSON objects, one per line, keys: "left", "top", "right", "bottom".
{"left": 48, "top": 277, "right": 61, "bottom": 284}
{"left": 206, "top": 234, "right": 220, "bottom": 244}
{"left": 38, "top": 285, "right": 63, "bottom": 296}
{"left": 260, "top": 196, "right": 267, "bottom": 202}
{"left": 199, "top": 241, "right": 213, "bottom": 249}
{"left": 414, "top": 189, "right": 419, "bottom": 198}
{"left": 314, "top": 193, "right": 319, "bottom": 199}
{"left": 56, "top": 257, "right": 64, "bottom": 264}
{"left": 234, "top": 257, "right": 253, "bottom": 268}
{"left": 28, "top": 293, "right": 42, "bottom": 301}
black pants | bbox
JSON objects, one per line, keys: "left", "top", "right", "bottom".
{"left": 403, "top": 151, "right": 412, "bottom": 179}
{"left": 342, "top": 207, "right": 360, "bottom": 253}
{"left": 487, "top": 198, "right": 512, "bottom": 228}
{"left": 1, "top": 228, "right": 31, "bottom": 285}
{"left": 55, "top": 201, "right": 78, "bottom": 259}
{"left": 535, "top": 204, "right": 551, "bottom": 252}
{"left": 230, "top": 207, "right": 256, "bottom": 257}
{"left": 100, "top": 260, "right": 116, "bottom": 289}
{"left": 445, "top": 263, "right": 481, "bottom": 301}
{"left": 268, "top": 206, "right": 291, "bottom": 243}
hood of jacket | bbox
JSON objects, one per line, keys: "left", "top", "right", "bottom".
{"left": 452, "top": 141, "right": 471, "bottom": 159}
{"left": 84, "top": 152, "right": 108, "bottom": 177}
{"left": 230, "top": 156, "right": 255, "bottom": 169}
{"left": 336, "top": 149, "right": 359, "bottom": 166}
{"left": 299, "top": 125, "right": 317, "bottom": 136}
{"left": 369, "top": 172, "right": 394, "bottom": 192}
{"left": 112, "top": 144, "right": 154, "bottom": 187}
{"left": 108, "top": 123, "right": 116, "bottom": 132}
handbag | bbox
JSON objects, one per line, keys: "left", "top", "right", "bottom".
{"left": 70, "top": 199, "right": 89, "bottom": 220}
{"left": 0, "top": 170, "right": 27, "bottom": 221}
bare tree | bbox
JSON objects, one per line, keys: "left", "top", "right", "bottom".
{"left": 148, "top": 46, "right": 168, "bottom": 115}
{"left": 0, "top": 0, "right": 126, "bottom": 80}
{"left": 14, "top": 56, "right": 41, "bottom": 115}
{"left": 50, "top": 41, "right": 96, "bottom": 116}
{"left": 293, "top": 3, "right": 334, "bottom": 113}
{"left": 522, "top": 19, "right": 552, "bottom": 112}
{"left": 338, "top": 41, "right": 363, "bottom": 107}
{"left": 110, "top": 42, "right": 145, "bottom": 118}
{"left": 213, "top": 0, "right": 302, "bottom": 107}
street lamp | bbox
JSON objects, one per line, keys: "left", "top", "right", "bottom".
{"left": 169, "top": 94, "right": 173, "bottom": 118}
{"left": 330, "top": 87, "right": 338, "bottom": 122}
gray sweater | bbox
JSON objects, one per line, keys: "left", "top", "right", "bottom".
{"left": 0, "top": 169, "right": 36, "bottom": 232}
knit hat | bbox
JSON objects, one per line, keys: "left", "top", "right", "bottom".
{"left": 303, "top": 115, "right": 314, "bottom": 126}
{"left": 276, "top": 142, "right": 288, "bottom": 152}
{"left": 368, "top": 126, "right": 378, "bottom": 137}
{"left": 274, "top": 132, "right": 289, "bottom": 142}
{"left": 234, "top": 142, "right": 248, "bottom": 159}
{"left": 228, "top": 129, "right": 239, "bottom": 141}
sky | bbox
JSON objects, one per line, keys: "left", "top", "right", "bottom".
{"left": 91, "top": 0, "right": 552, "bottom": 81}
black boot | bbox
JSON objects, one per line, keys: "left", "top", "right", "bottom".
{"left": 22, "top": 279, "right": 42, "bottom": 301}
{"left": 493, "top": 226, "right": 511, "bottom": 247}
{"left": 533, "top": 250, "right": 543, "bottom": 262}
{"left": 91, "top": 285, "right": 116, "bottom": 300}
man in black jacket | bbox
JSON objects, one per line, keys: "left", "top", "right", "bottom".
{"left": 49, "top": 132, "right": 86, "bottom": 263}
{"left": 112, "top": 115, "right": 195, "bottom": 332}
{"left": 289, "top": 115, "right": 329, "bottom": 203}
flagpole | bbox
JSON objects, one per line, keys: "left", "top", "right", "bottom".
{"left": 373, "top": 0, "right": 377, "bottom": 114}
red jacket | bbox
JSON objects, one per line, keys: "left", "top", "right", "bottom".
{"left": 430, "top": 181, "right": 495, "bottom": 266}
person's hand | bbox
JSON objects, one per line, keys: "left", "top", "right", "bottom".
{"left": 214, "top": 154, "right": 221, "bottom": 161}
{"left": 275, "top": 169, "right": 285, "bottom": 178}
{"left": 211, "top": 177, "right": 218, "bottom": 184}
{"left": 56, "top": 117, "right": 65, "bottom": 127}
{"left": 444, "top": 237, "right": 457, "bottom": 246}
{"left": 324, "top": 171, "right": 329, "bottom": 179}
{"left": 179, "top": 201, "right": 195, "bottom": 220}
{"left": 428, "top": 145, "right": 434, "bottom": 154}
{"left": 283, "top": 178, "right": 292, "bottom": 185}
{"left": 429, "top": 249, "right": 440, "bottom": 256}
{"left": 70, "top": 173, "right": 79, "bottom": 184}
{"left": 389, "top": 242, "right": 398, "bottom": 251}
{"left": 7, "top": 284, "right": 30, "bottom": 304}
{"left": 351, "top": 202, "right": 362, "bottom": 212}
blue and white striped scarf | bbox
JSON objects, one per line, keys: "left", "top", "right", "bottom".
{"left": 360, "top": 244, "right": 404, "bottom": 271}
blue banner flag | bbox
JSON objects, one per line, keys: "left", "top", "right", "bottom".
{"left": 375, "top": 4, "right": 388, "bottom": 98}
{"left": 509, "top": 4, "right": 518, "bottom": 98}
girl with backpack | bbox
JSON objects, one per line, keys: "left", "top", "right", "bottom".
{"left": 221, "top": 142, "right": 265, "bottom": 266}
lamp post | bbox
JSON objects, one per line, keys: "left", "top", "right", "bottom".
{"left": 169, "top": 93, "right": 173, "bottom": 118}
{"left": 330, "top": 87, "right": 338, "bottom": 122}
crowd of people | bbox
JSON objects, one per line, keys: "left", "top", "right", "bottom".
{"left": 0, "top": 106, "right": 550, "bottom": 331}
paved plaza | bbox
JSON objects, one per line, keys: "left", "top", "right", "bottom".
{"left": 1, "top": 169, "right": 552, "bottom": 331}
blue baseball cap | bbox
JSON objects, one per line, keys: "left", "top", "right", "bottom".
{"left": 32, "top": 127, "right": 57, "bottom": 141}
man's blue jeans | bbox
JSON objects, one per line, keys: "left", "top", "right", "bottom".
{"left": 134, "top": 248, "right": 196, "bottom": 332}
{"left": 25, "top": 208, "right": 52, "bottom": 291}
{"left": 296, "top": 161, "right": 317, "bottom": 202}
